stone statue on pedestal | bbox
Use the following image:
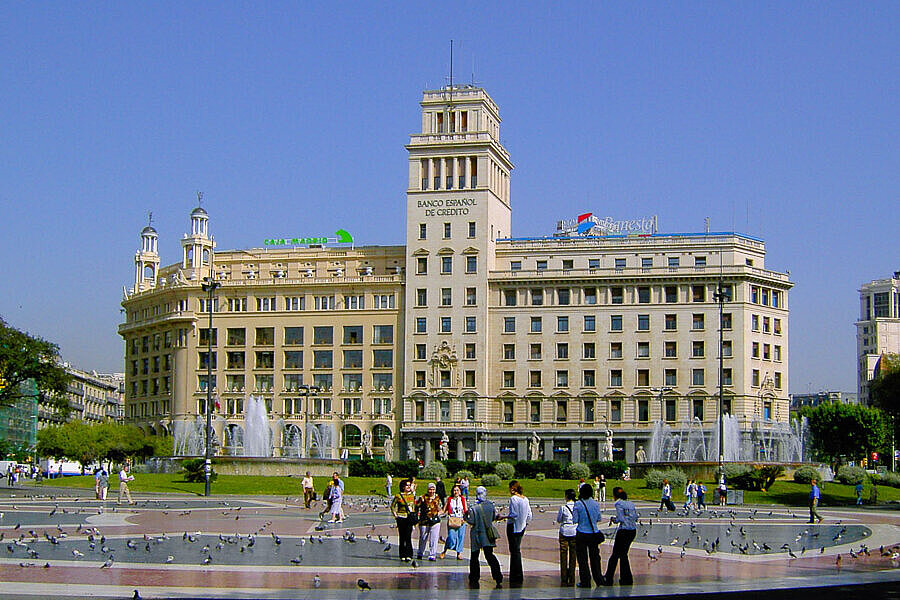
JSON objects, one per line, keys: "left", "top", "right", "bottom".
{"left": 635, "top": 445, "right": 647, "bottom": 463}
{"left": 439, "top": 431, "right": 450, "bottom": 461}
{"left": 383, "top": 436, "right": 393, "bottom": 462}
{"left": 406, "top": 440, "right": 416, "bottom": 460}
{"left": 529, "top": 431, "right": 542, "bottom": 461}
{"left": 361, "top": 432, "right": 372, "bottom": 459}
{"left": 603, "top": 428, "right": 614, "bottom": 462}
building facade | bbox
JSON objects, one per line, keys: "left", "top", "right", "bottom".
{"left": 857, "top": 272, "right": 900, "bottom": 405}
{"left": 38, "top": 366, "right": 124, "bottom": 429}
{"left": 120, "top": 84, "right": 793, "bottom": 463}
{"left": 790, "top": 391, "right": 858, "bottom": 412}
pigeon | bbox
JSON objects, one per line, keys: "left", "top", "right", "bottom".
{"left": 133, "top": 591, "right": 142, "bottom": 600}
{"left": 165, "top": 556, "right": 174, "bottom": 563}
{"left": 126, "top": 540, "right": 136, "bottom": 550}
{"left": 313, "top": 574, "right": 321, "bottom": 588}
{"left": 357, "top": 579, "right": 371, "bottom": 591}
{"left": 647, "top": 550, "right": 658, "bottom": 561}
{"left": 101, "top": 556, "right": 115, "bottom": 568}
{"left": 383, "top": 544, "right": 392, "bottom": 552}
{"left": 72, "top": 549, "right": 84, "bottom": 558}
{"left": 290, "top": 555, "right": 303, "bottom": 565}
{"left": 788, "top": 549, "right": 797, "bottom": 558}
{"left": 202, "top": 556, "right": 212, "bottom": 565}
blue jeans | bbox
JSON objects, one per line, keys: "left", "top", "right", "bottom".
{"left": 445, "top": 522, "right": 466, "bottom": 554}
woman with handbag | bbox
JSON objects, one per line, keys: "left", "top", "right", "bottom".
{"left": 441, "top": 484, "right": 467, "bottom": 559}
{"left": 416, "top": 482, "right": 444, "bottom": 561}
{"left": 572, "top": 483, "right": 605, "bottom": 588}
{"left": 464, "top": 485, "right": 504, "bottom": 589}
{"left": 390, "top": 479, "right": 416, "bottom": 562}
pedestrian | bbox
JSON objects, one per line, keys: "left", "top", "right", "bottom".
{"left": 505, "top": 480, "right": 532, "bottom": 587}
{"left": 441, "top": 483, "right": 467, "bottom": 560}
{"left": 597, "top": 475, "right": 607, "bottom": 502}
{"left": 416, "top": 482, "right": 443, "bottom": 561}
{"left": 855, "top": 482, "right": 863, "bottom": 506}
{"left": 97, "top": 469, "right": 109, "bottom": 501}
{"left": 555, "top": 488, "right": 578, "bottom": 587}
{"left": 435, "top": 476, "right": 447, "bottom": 504}
{"left": 683, "top": 479, "right": 694, "bottom": 510}
{"left": 385, "top": 472, "right": 393, "bottom": 498}
{"left": 460, "top": 475, "right": 469, "bottom": 499}
{"left": 390, "top": 479, "right": 416, "bottom": 562}
{"left": 659, "top": 478, "right": 674, "bottom": 511}
{"left": 603, "top": 487, "right": 637, "bottom": 585}
{"left": 697, "top": 481, "right": 707, "bottom": 510}
{"left": 464, "top": 486, "right": 504, "bottom": 589}
{"left": 320, "top": 480, "right": 334, "bottom": 519}
{"left": 808, "top": 478, "right": 823, "bottom": 524}
{"left": 94, "top": 468, "right": 102, "bottom": 499}
{"left": 331, "top": 472, "right": 346, "bottom": 520}
{"left": 117, "top": 464, "right": 135, "bottom": 505}
{"left": 328, "top": 479, "right": 344, "bottom": 523}
{"left": 573, "top": 483, "right": 604, "bottom": 588}
{"left": 301, "top": 472, "right": 314, "bottom": 509}
{"left": 718, "top": 479, "right": 728, "bottom": 506}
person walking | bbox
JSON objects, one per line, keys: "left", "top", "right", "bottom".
{"left": 441, "top": 483, "right": 467, "bottom": 559}
{"left": 572, "top": 483, "right": 604, "bottom": 588}
{"left": 555, "top": 488, "right": 578, "bottom": 587}
{"left": 464, "top": 486, "right": 503, "bottom": 589}
{"left": 97, "top": 469, "right": 109, "bottom": 501}
{"left": 328, "top": 480, "right": 344, "bottom": 523}
{"left": 416, "top": 482, "right": 443, "bottom": 561}
{"left": 598, "top": 475, "right": 607, "bottom": 502}
{"left": 697, "top": 482, "right": 707, "bottom": 510}
{"left": 390, "top": 479, "right": 417, "bottom": 562}
{"left": 117, "top": 464, "right": 135, "bottom": 505}
{"left": 331, "top": 472, "right": 346, "bottom": 520}
{"left": 435, "top": 476, "right": 447, "bottom": 504}
{"left": 301, "top": 472, "right": 315, "bottom": 509}
{"left": 809, "top": 478, "right": 824, "bottom": 524}
{"left": 505, "top": 480, "right": 532, "bottom": 587}
{"left": 603, "top": 487, "right": 637, "bottom": 586}
{"left": 460, "top": 475, "right": 469, "bottom": 499}
{"left": 659, "top": 479, "right": 673, "bottom": 511}
{"left": 718, "top": 479, "right": 728, "bottom": 506}
{"left": 855, "top": 482, "right": 864, "bottom": 506}
{"left": 683, "top": 479, "right": 694, "bottom": 510}
{"left": 385, "top": 473, "right": 393, "bottom": 498}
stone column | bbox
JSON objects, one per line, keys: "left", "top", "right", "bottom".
{"left": 456, "top": 439, "right": 465, "bottom": 460}
{"left": 625, "top": 439, "right": 635, "bottom": 463}
{"left": 424, "top": 437, "right": 433, "bottom": 464}
{"left": 543, "top": 438, "right": 554, "bottom": 462}
{"left": 571, "top": 439, "right": 581, "bottom": 463}
{"left": 516, "top": 437, "right": 528, "bottom": 462}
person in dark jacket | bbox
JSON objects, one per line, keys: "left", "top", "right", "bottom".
{"left": 464, "top": 486, "right": 504, "bottom": 589}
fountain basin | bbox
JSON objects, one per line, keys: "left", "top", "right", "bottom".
{"left": 144, "top": 456, "right": 348, "bottom": 478}
{"left": 630, "top": 462, "right": 831, "bottom": 482}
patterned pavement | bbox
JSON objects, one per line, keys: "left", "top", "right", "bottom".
{"left": 0, "top": 485, "right": 898, "bottom": 599}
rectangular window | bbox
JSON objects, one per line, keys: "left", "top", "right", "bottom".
{"left": 256, "top": 296, "right": 276, "bottom": 311}
{"left": 443, "top": 222, "right": 451, "bottom": 239}
{"left": 440, "top": 317, "right": 452, "bottom": 333}
{"left": 465, "top": 370, "right": 475, "bottom": 387}
{"left": 637, "top": 341, "right": 650, "bottom": 358}
{"left": 692, "top": 285, "right": 706, "bottom": 302}
{"left": 665, "top": 286, "right": 678, "bottom": 303}
{"left": 556, "top": 400, "right": 568, "bottom": 422}
{"left": 466, "top": 287, "right": 477, "bottom": 305}
{"left": 584, "top": 315, "right": 596, "bottom": 332}
{"left": 763, "top": 344, "right": 771, "bottom": 360}
{"left": 343, "top": 295, "right": 364, "bottom": 310}
{"left": 255, "top": 351, "right": 274, "bottom": 369}
{"left": 284, "top": 351, "right": 303, "bottom": 369}
{"left": 774, "top": 372, "right": 782, "bottom": 389}
{"left": 466, "top": 399, "right": 476, "bottom": 421}
{"left": 772, "top": 290, "right": 781, "bottom": 308}
{"left": 584, "top": 288, "right": 597, "bottom": 305}
{"left": 504, "top": 317, "right": 516, "bottom": 333}
{"left": 531, "top": 317, "right": 542, "bottom": 333}
{"left": 636, "top": 369, "right": 650, "bottom": 387}
{"left": 314, "top": 295, "right": 335, "bottom": 310}
{"left": 530, "top": 401, "right": 541, "bottom": 423}
{"left": 199, "top": 328, "right": 217, "bottom": 347}
{"left": 228, "top": 297, "right": 248, "bottom": 312}
{"left": 641, "top": 257, "right": 653, "bottom": 269}
{"left": 536, "top": 260, "right": 548, "bottom": 270}
{"left": 373, "top": 349, "right": 393, "bottom": 368}
{"left": 530, "top": 343, "right": 542, "bottom": 360}
{"left": 638, "top": 399, "right": 649, "bottom": 422}
{"left": 665, "top": 368, "right": 677, "bottom": 386}
{"left": 503, "top": 371, "right": 515, "bottom": 387}
{"left": 510, "top": 260, "right": 522, "bottom": 271}
{"left": 557, "top": 316, "right": 569, "bottom": 332}
{"left": 558, "top": 288, "right": 570, "bottom": 305}
{"left": 557, "top": 342, "right": 569, "bottom": 359}
{"left": 615, "top": 258, "right": 626, "bottom": 270}
{"left": 419, "top": 223, "right": 426, "bottom": 239}
{"left": 255, "top": 375, "right": 273, "bottom": 392}
{"left": 610, "top": 315, "right": 623, "bottom": 331}
{"left": 692, "top": 314, "right": 705, "bottom": 330}
{"left": 723, "top": 368, "right": 733, "bottom": 386}
{"left": 504, "top": 290, "right": 517, "bottom": 306}
{"left": 774, "top": 318, "right": 782, "bottom": 335}
{"left": 415, "top": 371, "right": 426, "bottom": 388}
{"left": 693, "top": 398, "right": 704, "bottom": 421}
{"left": 283, "top": 327, "right": 303, "bottom": 345}
{"left": 468, "top": 221, "right": 476, "bottom": 238}
{"left": 610, "top": 342, "right": 623, "bottom": 359}
{"left": 751, "top": 314, "right": 760, "bottom": 331}
{"left": 610, "top": 369, "right": 623, "bottom": 387}
{"left": 583, "top": 342, "right": 595, "bottom": 359}
{"left": 343, "top": 325, "right": 363, "bottom": 345}
{"left": 373, "top": 372, "right": 393, "bottom": 391}
{"left": 313, "top": 373, "right": 333, "bottom": 391}
{"left": 588, "top": 258, "right": 600, "bottom": 269}
{"left": 441, "top": 256, "right": 452, "bottom": 274}
{"left": 763, "top": 288, "right": 771, "bottom": 305}
{"left": 227, "top": 374, "right": 245, "bottom": 392}
{"left": 562, "top": 259, "right": 574, "bottom": 270}
{"left": 774, "top": 345, "right": 781, "bottom": 361}
{"left": 610, "top": 399, "right": 622, "bottom": 422}
{"left": 503, "top": 401, "right": 514, "bottom": 423}
{"left": 668, "top": 256, "right": 680, "bottom": 268}
{"left": 611, "top": 287, "right": 624, "bottom": 304}
{"left": 416, "top": 344, "right": 427, "bottom": 360}
{"left": 751, "top": 287, "right": 760, "bottom": 304}
{"left": 225, "top": 328, "right": 245, "bottom": 346}
{"left": 373, "top": 325, "right": 393, "bottom": 344}
{"left": 695, "top": 256, "right": 706, "bottom": 267}
{"left": 466, "top": 256, "right": 477, "bottom": 273}
{"left": 638, "top": 286, "right": 651, "bottom": 303}
{"left": 416, "top": 257, "right": 427, "bottom": 274}
{"left": 721, "top": 312, "right": 732, "bottom": 330}
{"left": 638, "top": 314, "right": 650, "bottom": 331}
{"left": 416, "top": 288, "right": 427, "bottom": 307}
{"left": 665, "top": 399, "right": 677, "bottom": 422}
{"left": 692, "top": 341, "right": 705, "bottom": 358}
{"left": 583, "top": 369, "right": 596, "bottom": 387}
{"left": 763, "top": 316, "right": 771, "bottom": 333}
{"left": 556, "top": 370, "right": 568, "bottom": 387}
{"left": 373, "top": 294, "right": 395, "bottom": 309}
{"left": 442, "top": 288, "right": 453, "bottom": 306}
{"left": 752, "top": 342, "right": 760, "bottom": 358}
{"left": 465, "top": 316, "right": 476, "bottom": 332}
{"left": 723, "top": 340, "right": 733, "bottom": 357}
{"left": 255, "top": 327, "right": 275, "bottom": 345}
{"left": 503, "top": 344, "right": 515, "bottom": 360}
{"left": 665, "top": 314, "right": 677, "bottom": 330}
{"left": 531, "top": 289, "right": 543, "bottom": 305}
{"left": 313, "top": 351, "right": 333, "bottom": 369}
{"left": 692, "top": 368, "right": 705, "bottom": 386}
{"left": 416, "top": 317, "right": 427, "bottom": 333}
{"left": 199, "top": 351, "right": 217, "bottom": 370}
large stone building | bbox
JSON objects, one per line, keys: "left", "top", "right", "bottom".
{"left": 38, "top": 366, "right": 124, "bottom": 429}
{"left": 120, "top": 84, "right": 793, "bottom": 463}
{"left": 857, "top": 271, "right": 900, "bottom": 404}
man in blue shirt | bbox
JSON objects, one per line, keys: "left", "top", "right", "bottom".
{"left": 572, "top": 483, "right": 604, "bottom": 587}
{"left": 603, "top": 487, "right": 637, "bottom": 585}
{"left": 808, "top": 478, "right": 823, "bottom": 523}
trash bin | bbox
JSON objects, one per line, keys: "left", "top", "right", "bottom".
{"left": 727, "top": 490, "right": 744, "bottom": 505}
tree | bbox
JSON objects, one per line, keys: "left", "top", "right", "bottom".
{"left": 37, "top": 421, "right": 167, "bottom": 471}
{"left": 804, "top": 402, "right": 889, "bottom": 469}
{"left": 0, "top": 318, "right": 70, "bottom": 412}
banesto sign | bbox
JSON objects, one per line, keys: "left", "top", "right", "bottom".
{"left": 556, "top": 212, "right": 658, "bottom": 236}
{"left": 418, "top": 197, "right": 477, "bottom": 217}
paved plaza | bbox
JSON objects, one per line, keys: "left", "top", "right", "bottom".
{"left": 0, "top": 485, "right": 898, "bottom": 599}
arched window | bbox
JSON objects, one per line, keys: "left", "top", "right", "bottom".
{"left": 342, "top": 424, "right": 362, "bottom": 447}
{"left": 372, "top": 424, "right": 392, "bottom": 448}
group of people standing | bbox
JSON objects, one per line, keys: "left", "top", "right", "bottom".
{"left": 390, "top": 476, "right": 473, "bottom": 563}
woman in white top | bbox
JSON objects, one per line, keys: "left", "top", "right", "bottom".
{"left": 555, "top": 488, "right": 578, "bottom": 586}
{"left": 441, "top": 484, "right": 468, "bottom": 559}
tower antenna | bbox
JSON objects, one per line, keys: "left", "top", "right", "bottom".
{"left": 148, "top": 211, "right": 153, "bottom": 227}
{"left": 197, "top": 191, "right": 204, "bottom": 207}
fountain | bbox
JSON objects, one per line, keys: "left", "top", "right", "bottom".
{"left": 243, "top": 395, "right": 273, "bottom": 457}
{"left": 306, "top": 423, "right": 336, "bottom": 459}
{"left": 172, "top": 414, "right": 223, "bottom": 456}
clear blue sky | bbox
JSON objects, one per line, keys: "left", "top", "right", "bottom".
{"left": 1, "top": 3, "right": 896, "bottom": 393}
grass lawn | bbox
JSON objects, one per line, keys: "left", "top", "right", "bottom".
{"left": 38, "top": 474, "right": 900, "bottom": 507}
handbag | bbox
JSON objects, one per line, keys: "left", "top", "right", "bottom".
{"left": 480, "top": 503, "right": 499, "bottom": 543}
{"left": 448, "top": 516, "right": 464, "bottom": 529}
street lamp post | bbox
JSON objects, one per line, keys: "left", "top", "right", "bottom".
{"left": 714, "top": 280, "right": 728, "bottom": 482}
{"left": 201, "top": 276, "right": 220, "bottom": 497}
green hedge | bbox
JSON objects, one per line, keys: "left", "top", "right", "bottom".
{"left": 792, "top": 465, "right": 821, "bottom": 484}
{"left": 588, "top": 460, "right": 628, "bottom": 478}
{"left": 181, "top": 458, "right": 217, "bottom": 483}
{"left": 727, "top": 465, "right": 784, "bottom": 491}
{"left": 835, "top": 465, "right": 867, "bottom": 486}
